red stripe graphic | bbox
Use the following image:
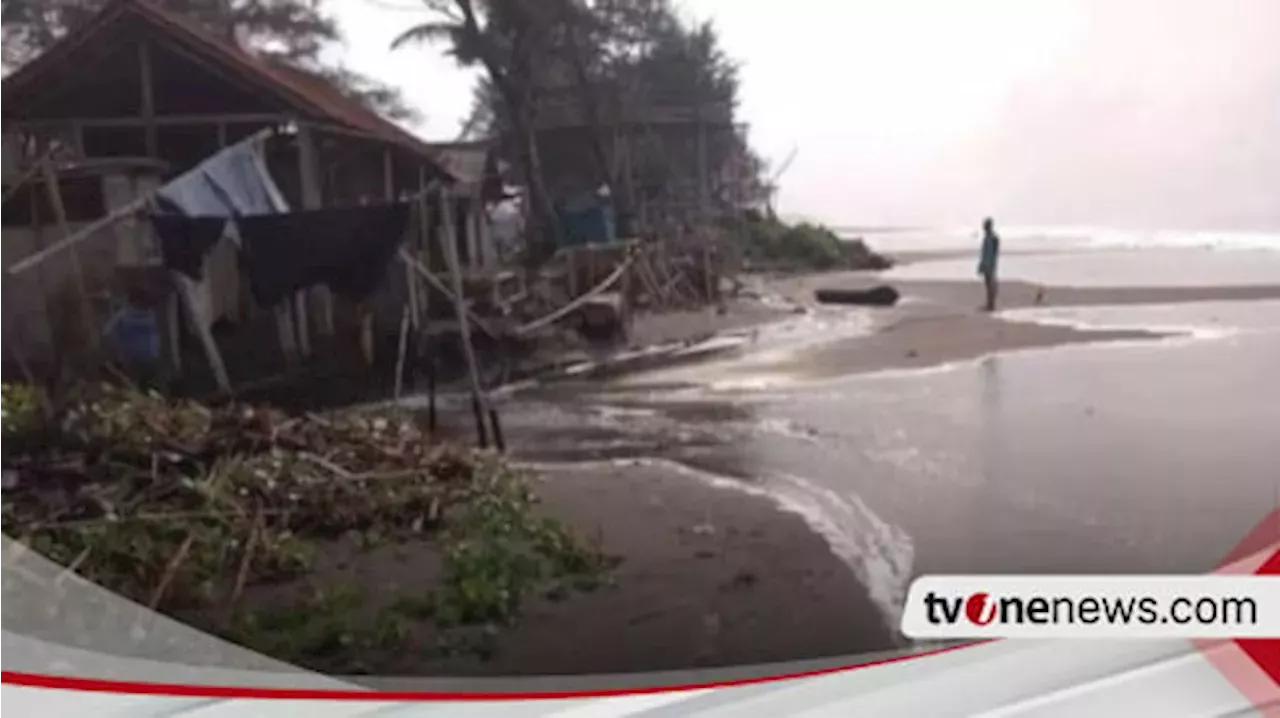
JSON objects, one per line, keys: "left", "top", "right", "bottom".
{"left": 1, "top": 641, "right": 987, "bottom": 701}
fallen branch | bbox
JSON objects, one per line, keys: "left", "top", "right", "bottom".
{"left": 223, "top": 506, "right": 264, "bottom": 626}
{"left": 299, "top": 452, "right": 354, "bottom": 479}
{"left": 148, "top": 533, "right": 195, "bottom": 610}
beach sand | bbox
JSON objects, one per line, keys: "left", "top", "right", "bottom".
{"left": 413, "top": 462, "right": 894, "bottom": 676}
{"left": 412, "top": 268, "right": 1280, "bottom": 675}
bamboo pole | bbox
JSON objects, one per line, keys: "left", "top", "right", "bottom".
{"left": 438, "top": 187, "right": 489, "bottom": 448}
{"left": 296, "top": 123, "right": 326, "bottom": 345}
{"left": 416, "top": 171, "right": 433, "bottom": 323}
{"left": 393, "top": 306, "right": 410, "bottom": 400}
{"left": 39, "top": 159, "right": 99, "bottom": 356}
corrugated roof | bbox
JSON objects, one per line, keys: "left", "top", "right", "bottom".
{"left": 2, "top": 0, "right": 453, "bottom": 180}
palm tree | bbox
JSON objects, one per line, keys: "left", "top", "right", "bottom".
{"left": 392, "top": 0, "right": 563, "bottom": 265}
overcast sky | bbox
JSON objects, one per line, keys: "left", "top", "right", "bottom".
{"left": 329, "top": 0, "right": 1280, "bottom": 231}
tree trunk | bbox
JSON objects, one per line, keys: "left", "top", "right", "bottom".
{"left": 457, "top": 0, "right": 562, "bottom": 267}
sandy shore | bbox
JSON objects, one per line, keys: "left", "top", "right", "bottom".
{"left": 413, "top": 269, "right": 1280, "bottom": 675}
{"left": 411, "top": 461, "right": 894, "bottom": 676}
{"left": 619, "top": 272, "right": 1280, "bottom": 382}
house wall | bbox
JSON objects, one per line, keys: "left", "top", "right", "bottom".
{"left": 1, "top": 170, "right": 251, "bottom": 369}
{"left": 2, "top": 217, "right": 119, "bottom": 367}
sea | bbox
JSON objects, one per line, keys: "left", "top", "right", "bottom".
{"left": 422, "top": 225, "right": 1280, "bottom": 645}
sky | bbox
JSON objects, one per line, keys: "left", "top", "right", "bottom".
{"left": 328, "top": 0, "right": 1280, "bottom": 231}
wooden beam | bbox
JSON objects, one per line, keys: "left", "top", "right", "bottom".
{"left": 11, "top": 114, "right": 290, "bottom": 131}
{"left": 382, "top": 148, "right": 395, "bottom": 200}
{"left": 70, "top": 123, "right": 85, "bottom": 157}
{"left": 138, "top": 41, "right": 157, "bottom": 157}
{"left": 296, "top": 122, "right": 330, "bottom": 343}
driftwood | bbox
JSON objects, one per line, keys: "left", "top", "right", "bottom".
{"left": 814, "top": 285, "right": 901, "bottom": 307}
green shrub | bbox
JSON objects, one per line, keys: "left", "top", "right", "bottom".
{"left": 722, "top": 216, "right": 872, "bottom": 271}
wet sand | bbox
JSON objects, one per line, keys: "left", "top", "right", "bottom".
{"left": 413, "top": 269, "right": 1280, "bottom": 675}
{"left": 418, "top": 462, "right": 894, "bottom": 675}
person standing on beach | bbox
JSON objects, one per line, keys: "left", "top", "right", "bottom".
{"left": 977, "top": 217, "right": 1001, "bottom": 311}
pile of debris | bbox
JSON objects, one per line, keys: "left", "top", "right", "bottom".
{"left": 1, "top": 384, "right": 613, "bottom": 671}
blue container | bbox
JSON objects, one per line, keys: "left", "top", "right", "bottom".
{"left": 559, "top": 202, "right": 617, "bottom": 247}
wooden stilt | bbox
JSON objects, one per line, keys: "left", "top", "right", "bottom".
{"left": 275, "top": 303, "right": 299, "bottom": 365}
{"left": 438, "top": 187, "right": 490, "bottom": 448}
{"left": 165, "top": 292, "right": 182, "bottom": 372}
{"left": 297, "top": 123, "right": 333, "bottom": 339}
{"left": 173, "top": 273, "right": 231, "bottom": 394}
{"left": 488, "top": 407, "right": 505, "bottom": 453}
{"left": 359, "top": 309, "right": 375, "bottom": 366}
{"left": 293, "top": 292, "right": 311, "bottom": 357}
{"left": 426, "top": 355, "right": 437, "bottom": 434}
{"left": 702, "top": 242, "right": 713, "bottom": 303}
{"left": 393, "top": 306, "right": 410, "bottom": 400}
{"left": 416, "top": 169, "right": 433, "bottom": 323}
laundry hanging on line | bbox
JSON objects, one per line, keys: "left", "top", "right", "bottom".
{"left": 150, "top": 216, "right": 229, "bottom": 281}
{"left": 155, "top": 139, "right": 287, "bottom": 218}
{"left": 236, "top": 203, "right": 412, "bottom": 307}
{"left": 147, "top": 133, "right": 289, "bottom": 322}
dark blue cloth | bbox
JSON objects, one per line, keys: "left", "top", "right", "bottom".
{"left": 237, "top": 204, "right": 410, "bottom": 306}
{"left": 150, "top": 216, "right": 228, "bottom": 280}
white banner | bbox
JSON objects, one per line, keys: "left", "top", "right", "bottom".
{"left": 901, "top": 575, "right": 1280, "bottom": 639}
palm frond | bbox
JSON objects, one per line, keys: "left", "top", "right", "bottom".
{"left": 390, "top": 21, "right": 459, "bottom": 50}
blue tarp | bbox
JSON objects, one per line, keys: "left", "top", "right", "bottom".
{"left": 558, "top": 202, "right": 617, "bottom": 248}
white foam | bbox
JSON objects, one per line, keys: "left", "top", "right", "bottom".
{"left": 854, "top": 225, "right": 1280, "bottom": 255}
{"left": 1000, "top": 306, "right": 1241, "bottom": 341}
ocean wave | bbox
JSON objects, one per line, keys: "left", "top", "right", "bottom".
{"left": 848, "top": 226, "right": 1280, "bottom": 254}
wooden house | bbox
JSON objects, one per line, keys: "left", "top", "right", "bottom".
{"left": 0, "top": 0, "right": 484, "bottom": 381}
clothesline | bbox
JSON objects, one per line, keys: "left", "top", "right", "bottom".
{"left": 4, "top": 127, "right": 277, "bottom": 277}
